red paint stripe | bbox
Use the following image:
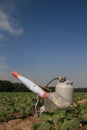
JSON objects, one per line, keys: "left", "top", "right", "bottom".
{"left": 42, "top": 92, "right": 46, "bottom": 100}
{"left": 12, "top": 71, "right": 20, "bottom": 78}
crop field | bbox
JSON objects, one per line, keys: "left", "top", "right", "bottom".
{"left": 0, "top": 92, "right": 36, "bottom": 122}
{"left": 74, "top": 92, "right": 87, "bottom": 100}
{"left": 0, "top": 92, "right": 87, "bottom": 130}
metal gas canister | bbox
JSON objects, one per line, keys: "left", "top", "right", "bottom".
{"left": 56, "top": 77, "right": 73, "bottom": 105}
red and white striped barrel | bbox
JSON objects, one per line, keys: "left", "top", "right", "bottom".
{"left": 12, "top": 71, "right": 46, "bottom": 99}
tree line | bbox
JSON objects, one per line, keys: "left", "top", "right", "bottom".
{"left": 0, "top": 80, "right": 30, "bottom": 92}
{"left": 0, "top": 80, "right": 87, "bottom": 92}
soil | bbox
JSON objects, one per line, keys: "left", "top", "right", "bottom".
{"left": 0, "top": 116, "right": 41, "bottom": 130}
{"left": 77, "top": 99, "right": 87, "bottom": 104}
{"left": 0, "top": 99, "right": 87, "bottom": 130}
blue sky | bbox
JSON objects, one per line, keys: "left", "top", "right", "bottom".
{"left": 0, "top": 0, "right": 87, "bottom": 88}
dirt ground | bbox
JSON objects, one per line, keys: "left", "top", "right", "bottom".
{"left": 0, "top": 99, "right": 87, "bottom": 130}
{"left": 0, "top": 116, "right": 41, "bottom": 130}
{"left": 77, "top": 99, "right": 87, "bottom": 104}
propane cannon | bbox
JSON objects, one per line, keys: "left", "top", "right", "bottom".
{"left": 45, "top": 76, "right": 73, "bottom": 111}
{"left": 12, "top": 71, "right": 74, "bottom": 114}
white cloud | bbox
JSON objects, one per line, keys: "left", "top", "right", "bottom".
{"left": 0, "top": 11, "right": 23, "bottom": 37}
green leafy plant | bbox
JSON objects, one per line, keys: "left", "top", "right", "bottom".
{"left": 33, "top": 122, "right": 51, "bottom": 130}
{"left": 61, "top": 118, "right": 80, "bottom": 130}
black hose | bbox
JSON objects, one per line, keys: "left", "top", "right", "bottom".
{"left": 45, "top": 78, "right": 59, "bottom": 88}
{"left": 39, "top": 78, "right": 59, "bottom": 92}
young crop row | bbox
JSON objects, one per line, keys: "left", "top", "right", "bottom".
{"left": 74, "top": 92, "right": 87, "bottom": 101}
{"left": 0, "top": 92, "right": 36, "bottom": 122}
{"left": 0, "top": 92, "right": 87, "bottom": 130}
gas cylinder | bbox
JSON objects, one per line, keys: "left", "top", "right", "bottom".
{"left": 56, "top": 77, "right": 73, "bottom": 104}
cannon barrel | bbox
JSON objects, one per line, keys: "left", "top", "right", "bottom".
{"left": 12, "top": 71, "right": 46, "bottom": 99}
